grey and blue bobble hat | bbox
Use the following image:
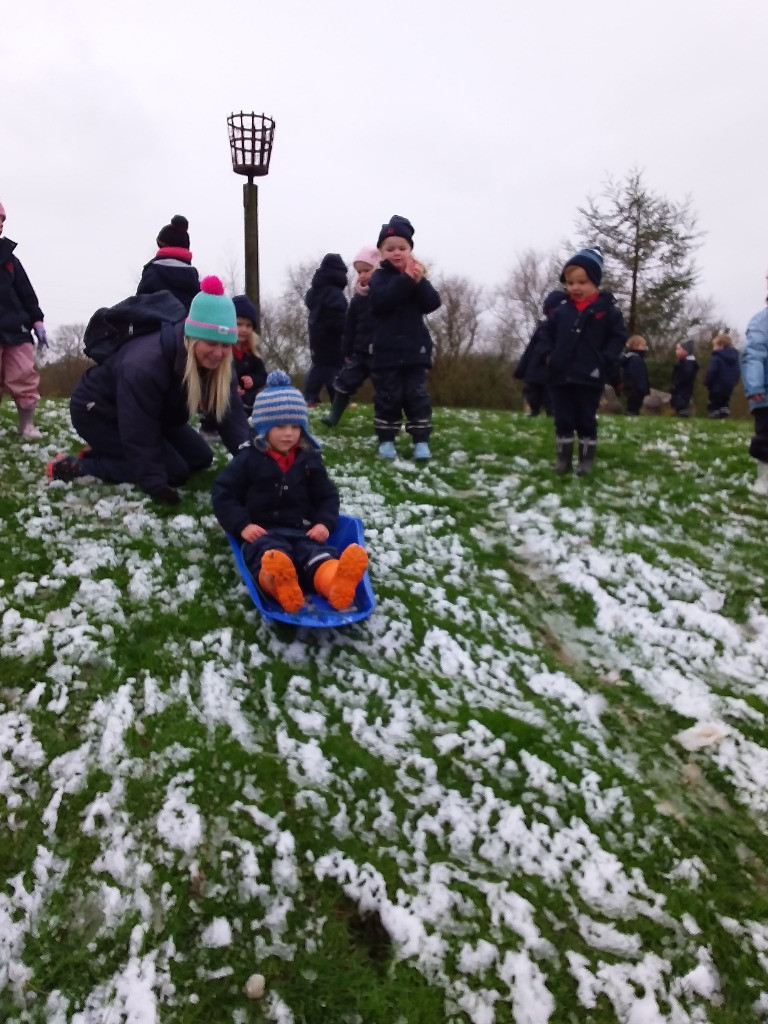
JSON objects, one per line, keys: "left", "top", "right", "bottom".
{"left": 250, "top": 370, "right": 320, "bottom": 447}
{"left": 561, "top": 247, "right": 604, "bottom": 287}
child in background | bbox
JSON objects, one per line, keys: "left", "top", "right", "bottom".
{"left": 137, "top": 214, "right": 200, "bottom": 312}
{"left": 740, "top": 295, "right": 768, "bottom": 493}
{"left": 369, "top": 215, "right": 441, "bottom": 460}
{"left": 232, "top": 294, "right": 267, "bottom": 415}
{"left": 211, "top": 370, "right": 369, "bottom": 611}
{"left": 0, "top": 200, "right": 47, "bottom": 439}
{"left": 670, "top": 339, "right": 698, "bottom": 417}
{"left": 304, "top": 253, "right": 348, "bottom": 406}
{"left": 321, "top": 246, "right": 379, "bottom": 427}
{"left": 539, "top": 247, "right": 626, "bottom": 475}
{"left": 513, "top": 290, "right": 565, "bottom": 416}
{"left": 704, "top": 333, "right": 740, "bottom": 418}
{"left": 621, "top": 335, "right": 651, "bottom": 416}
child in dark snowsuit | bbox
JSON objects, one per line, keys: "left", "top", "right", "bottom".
{"left": 670, "top": 340, "right": 699, "bottom": 417}
{"left": 321, "top": 246, "right": 379, "bottom": 427}
{"left": 621, "top": 335, "right": 651, "bottom": 415}
{"left": 513, "top": 290, "right": 565, "bottom": 416}
{"left": 137, "top": 215, "right": 200, "bottom": 313}
{"left": 369, "top": 215, "right": 442, "bottom": 461}
{"left": 212, "top": 371, "right": 368, "bottom": 612}
{"left": 304, "top": 254, "right": 348, "bottom": 405}
{"left": 232, "top": 294, "right": 267, "bottom": 415}
{"left": 704, "top": 334, "right": 740, "bottom": 418}
{"left": 539, "top": 247, "right": 627, "bottom": 475}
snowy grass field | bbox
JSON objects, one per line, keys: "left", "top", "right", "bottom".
{"left": 3, "top": 399, "right": 768, "bottom": 1024}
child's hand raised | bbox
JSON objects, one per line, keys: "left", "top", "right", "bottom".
{"left": 306, "top": 523, "right": 329, "bottom": 542}
{"left": 241, "top": 523, "right": 266, "bottom": 542}
{"left": 404, "top": 256, "right": 424, "bottom": 282}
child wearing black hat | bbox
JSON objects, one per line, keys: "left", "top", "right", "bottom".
{"left": 232, "top": 294, "right": 267, "bottom": 415}
{"left": 670, "top": 340, "right": 699, "bottom": 417}
{"left": 368, "top": 215, "right": 442, "bottom": 460}
{"left": 514, "top": 290, "right": 565, "bottom": 416}
{"left": 211, "top": 371, "right": 368, "bottom": 612}
{"left": 539, "top": 247, "right": 627, "bottom": 475}
{"left": 137, "top": 214, "right": 200, "bottom": 312}
{"left": 304, "top": 253, "right": 348, "bottom": 407}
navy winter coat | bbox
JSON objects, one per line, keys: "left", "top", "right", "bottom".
{"left": 211, "top": 441, "right": 339, "bottom": 539}
{"left": 233, "top": 347, "right": 267, "bottom": 406}
{"left": 342, "top": 291, "right": 375, "bottom": 360}
{"left": 704, "top": 347, "right": 740, "bottom": 395}
{"left": 137, "top": 255, "right": 200, "bottom": 313}
{"left": 305, "top": 256, "right": 348, "bottom": 363}
{"left": 514, "top": 321, "right": 551, "bottom": 385}
{"left": 71, "top": 322, "right": 251, "bottom": 495}
{"left": 0, "top": 236, "right": 44, "bottom": 345}
{"left": 621, "top": 350, "right": 650, "bottom": 396}
{"left": 670, "top": 355, "right": 699, "bottom": 410}
{"left": 539, "top": 292, "right": 627, "bottom": 389}
{"left": 368, "top": 261, "right": 442, "bottom": 370}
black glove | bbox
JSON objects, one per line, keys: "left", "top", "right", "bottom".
{"left": 149, "top": 485, "right": 181, "bottom": 506}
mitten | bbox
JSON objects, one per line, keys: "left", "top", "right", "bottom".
{"left": 33, "top": 322, "right": 48, "bottom": 350}
{"left": 149, "top": 484, "right": 181, "bottom": 506}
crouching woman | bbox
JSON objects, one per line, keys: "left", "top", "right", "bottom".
{"left": 48, "top": 276, "right": 251, "bottom": 505}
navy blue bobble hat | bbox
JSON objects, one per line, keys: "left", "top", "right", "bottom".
{"left": 233, "top": 294, "right": 260, "bottom": 331}
{"left": 250, "top": 370, "right": 320, "bottom": 448}
{"left": 561, "top": 247, "right": 604, "bottom": 286}
{"left": 377, "top": 215, "right": 415, "bottom": 249}
{"left": 543, "top": 290, "right": 566, "bottom": 315}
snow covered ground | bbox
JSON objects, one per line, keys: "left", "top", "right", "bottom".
{"left": 2, "top": 402, "right": 768, "bottom": 1023}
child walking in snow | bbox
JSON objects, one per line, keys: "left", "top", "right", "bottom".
{"left": 670, "top": 340, "right": 699, "bottom": 417}
{"left": 321, "top": 246, "right": 379, "bottom": 428}
{"left": 0, "top": 200, "right": 48, "bottom": 439}
{"left": 369, "top": 215, "right": 441, "bottom": 461}
{"left": 513, "top": 290, "right": 565, "bottom": 416}
{"left": 304, "top": 253, "right": 348, "bottom": 406}
{"left": 621, "top": 335, "right": 651, "bottom": 416}
{"left": 211, "top": 371, "right": 369, "bottom": 612}
{"left": 539, "top": 247, "right": 627, "bottom": 475}
{"left": 704, "top": 334, "right": 740, "bottom": 418}
{"left": 137, "top": 214, "right": 200, "bottom": 313}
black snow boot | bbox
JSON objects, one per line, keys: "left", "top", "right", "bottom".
{"left": 554, "top": 437, "right": 574, "bottom": 474}
{"left": 321, "top": 392, "right": 351, "bottom": 427}
{"left": 576, "top": 438, "right": 597, "bottom": 476}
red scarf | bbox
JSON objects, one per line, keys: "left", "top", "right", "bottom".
{"left": 267, "top": 445, "right": 298, "bottom": 473}
{"left": 572, "top": 292, "right": 599, "bottom": 312}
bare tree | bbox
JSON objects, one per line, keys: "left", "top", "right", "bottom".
{"left": 489, "top": 248, "right": 561, "bottom": 360}
{"left": 430, "top": 273, "right": 486, "bottom": 365}
{"left": 38, "top": 323, "right": 91, "bottom": 397}
{"left": 259, "top": 261, "right": 315, "bottom": 376}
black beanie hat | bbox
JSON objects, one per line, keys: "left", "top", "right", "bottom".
{"left": 561, "top": 246, "right": 604, "bottom": 286}
{"left": 157, "top": 214, "right": 190, "bottom": 249}
{"left": 543, "top": 290, "right": 566, "bottom": 315}
{"left": 679, "top": 339, "right": 695, "bottom": 355}
{"left": 233, "top": 294, "right": 260, "bottom": 331}
{"left": 377, "top": 215, "right": 415, "bottom": 249}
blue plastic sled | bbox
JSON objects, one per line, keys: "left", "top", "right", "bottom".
{"left": 226, "top": 514, "right": 375, "bottom": 628}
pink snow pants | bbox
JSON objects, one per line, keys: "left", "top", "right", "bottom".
{"left": 0, "top": 343, "right": 40, "bottom": 408}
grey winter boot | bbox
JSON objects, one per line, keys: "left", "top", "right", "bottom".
{"left": 321, "top": 391, "right": 350, "bottom": 427}
{"left": 576, "top": 438, "right": 597, "bottom": 476}
{"left": 18, "top": 405, "right": 42, "bottom": 440}
{"left": 554, "top": 437, "right": 574, "bottom": 474}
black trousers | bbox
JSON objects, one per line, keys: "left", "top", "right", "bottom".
{"left": 749, "top": 407, "right": 768, "bottom": 462}
{"left": 625, "top": 387, "right": 645, "bottom": 415}
{"left": 242, "top": 528, "right": 337, "bottom": 589}
{"left": 707, "top": 388, "right": 733, "bottom": 413}
{"left": 523, "top": 381, "right": 551, "bottom": 415}
{"left": 370, "top": 365, "right": 431, "bottom": 442}
{"left": 549, "top": 384, "right": 601, "bottom": 439}
{"left": 333, "top": 355, "right": 370, "bottom": 396}
{"left": 304, "top": 361, "right": 341, "bottom": 403}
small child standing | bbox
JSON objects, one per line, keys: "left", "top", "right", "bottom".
{"left": 540, "top": 247, "right": 627, "bottom": 475}
{"left": 211, "top": 370, "right": 369, "bottom": 612}
{"left": 621, "top": 335, "right": 651, "bottom": 416}
{"left": 740, "top": 295, "right": 768, "bottom": 493}
{"left": 232, "top": 294, "right": 267, "bottom": 415}
{"left": 704, "top": 333, "right": 740, "bottom": 418}
{"left": 513, "top": 290, "right": 565, "bottom": 416}
{"left": 137, "top": 215, "right": 200, "bottom": 312}
{"left": 0, "top": 200, "right": 47, "bottom": 439}
{"left": 670, "top": 339, "right": 699, "bottom": 417}
{"left": 321, "top": 246, "right": 379, "bottom": 428}
{"left": 304, "top": 253, "right": 348, "bottom": 406}
{"left": 369, "top": 215, "right": 441, "bottom": 460}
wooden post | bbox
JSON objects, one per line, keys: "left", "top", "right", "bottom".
{"left": 243, "top": 181, "right": 260, "bottom": 309}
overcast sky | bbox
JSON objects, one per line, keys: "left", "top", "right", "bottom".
{"left": 2, "top": 0, "right": 766, "bottom": 337}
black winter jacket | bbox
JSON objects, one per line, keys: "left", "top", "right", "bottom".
{"left": 233, "top": 347, "right": 267, "bottom": 406}
{"left": 137, "top": 255, "right": 200, "bottom": 313}
{"left": 670, "top": 355, "right": 699, "bottom": 410}
{"left": 539, "top": 292, "right": 627, "bottom": 389}
{"left": 211, "top": 441, "right": 339, "bottom": 539}
{"left": 71, "top": 322, "right": 251, "bottom": 495}
{"left": 342, "top": 291, "right": 375, "bottom": 360}
{"left": 704, "top": 347, "right": 740, "bottom": 395}
{"left": 368, "top": 261, "right": 441, "bottom": 370}
{"left": 0, "top": 237, "right": 44, "bottom": 345}
{"left": 305, "top": 257, "right": 348, "bottom": 363}
{"left": 514, "top": 320, "right": 551, "bottom": 385}
{"left": 621, "top": 350, "right": 650, "bottom": 397}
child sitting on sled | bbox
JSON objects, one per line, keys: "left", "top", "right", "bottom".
{"left": 211, "top": 370, "right": 368, "bottom": 612}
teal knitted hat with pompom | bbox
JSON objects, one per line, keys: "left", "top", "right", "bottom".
{"left": 185, "top": 275, "right": 238, "bottom": 344}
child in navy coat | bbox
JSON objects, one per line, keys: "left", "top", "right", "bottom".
{"left": 539, "top": 247, "right": 627, "bottom": 475}
{"left": 211, "top": 371, "right": 368, "bottom": 612}
{"left": 513, "top": 290, "right": 565, "bottom": 416}
{"left": 670, "top": 340, "right": 699, "bottom": 417}
{"left": 137, "top": 215, "right": 200, "bottom": 312}
{"left": 369, "top": 215, "right": 441, "bottom": 461}
{"left": 704, "top": 334, "right": 740, "bottom": 418}
{"left": 304, "top": 253, "right": 348, "bottom": 406}
{"left": 232, "top": 294, "right": 267, "bottom": 414}
{"left": 621, "top": 335, "right": 651, "bottom": 415}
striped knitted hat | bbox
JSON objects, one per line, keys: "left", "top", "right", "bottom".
{"left": 185, "top": 275, "right": 238, "bottom": 344}
{"left": 250, "top": 370, "right": 319, "bottom": 447}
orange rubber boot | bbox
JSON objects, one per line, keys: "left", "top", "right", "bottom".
{"left": 314, "top": 544, "right": 368, "bottom": 610}
{"left": 258, "top": 550, "right": 305, "bottom": 612}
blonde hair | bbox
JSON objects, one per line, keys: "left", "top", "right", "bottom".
{"left": 237, "top": 319, "right": 263, "bottom": 359}
{"left": 712, "top": 333, "right": 733, "bottom": 349}
{"left": 183, "top": 337, "right": 234, "bottom": 422}
{"left": 627, "top": 335, "right": 648, "bottom": 350}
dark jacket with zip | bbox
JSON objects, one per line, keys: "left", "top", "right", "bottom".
{"left": 621, "top": 349, "right": 651, "bottom": 397}
{"left": 670, "top": 355, "right": 699, "bottom": 410}
{"left": 70, "top": 321, "right": 250, "bottom": 495}
{"left": 539, "top": 291, "right": 627, "bottom": 389}
{"left": 368, "top": 261, "right": 442, "bottom": 370}
{"left": 342, "top": 291, "right": 375, "bottom": 360}
{"left": 514, "top": 319, "right": 553, "bottom": 385}
{"left": 211, "top": 440, "right": 339, "bottom": 539}
{"left": 305, "top": 256, "right": 348, "bottom": 363}
{"left": 0, "top": 236, "right": 44, "bottom": 345}
{"left": 137, "top": 251, "right": 200, "bottom": 313}
{"left": 704, "top": 347, "right": 740, "bottom": 396}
